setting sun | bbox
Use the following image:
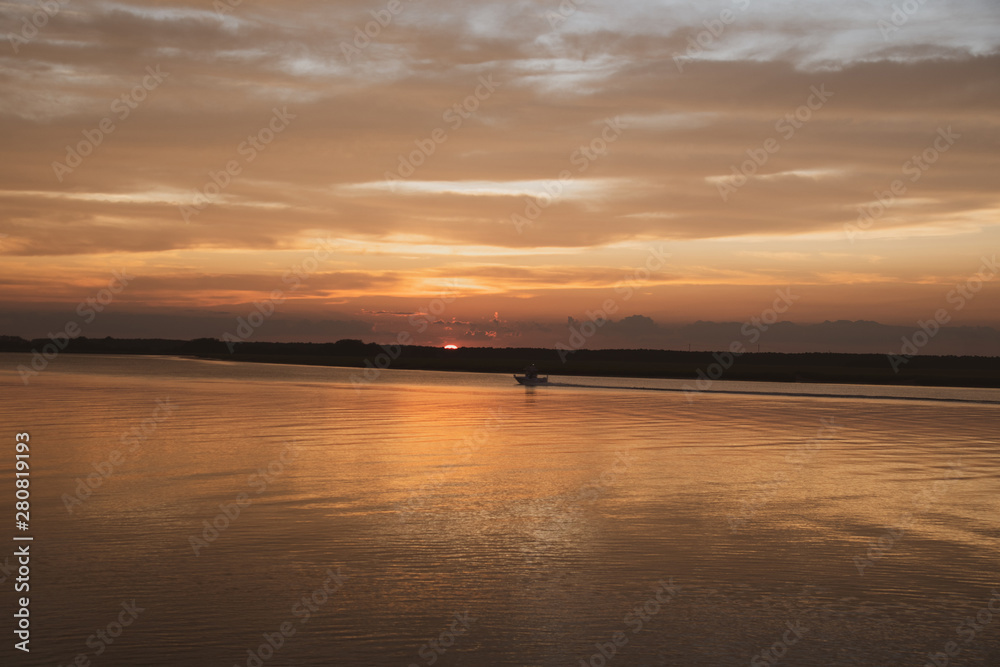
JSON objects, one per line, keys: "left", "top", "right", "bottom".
{"left": 2, "top": 2, "right": 999, "bottom": 665}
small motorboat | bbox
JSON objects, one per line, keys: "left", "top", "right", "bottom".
{"left": 514, "top": 364, "right": 549, "bottom": 386}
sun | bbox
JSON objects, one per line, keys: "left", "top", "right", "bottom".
{"left": 443, "top": 344, "right": 458, "bottom": 350}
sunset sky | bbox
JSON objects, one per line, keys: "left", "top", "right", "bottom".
{"left": 1, "top": 0, "right": 998, "bottom": 353}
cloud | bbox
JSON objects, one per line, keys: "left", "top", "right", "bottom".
{"left": 1, "top": 0, "right": 998, "bottom": 341}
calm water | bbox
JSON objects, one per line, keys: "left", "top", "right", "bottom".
{"left": 1, "top": 353, "right": 998, "bottom": 666}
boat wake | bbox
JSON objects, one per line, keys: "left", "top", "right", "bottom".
{"left": 541, "top": 382, "right": 1000, "bottom": 406}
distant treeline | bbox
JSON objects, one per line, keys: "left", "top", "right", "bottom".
{"left": 2, "top": 335, "right": 999, "bottom": 388}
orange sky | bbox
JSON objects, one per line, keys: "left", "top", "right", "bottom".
{"left": 1, "top": 1, "right": 998, "bottom": 353}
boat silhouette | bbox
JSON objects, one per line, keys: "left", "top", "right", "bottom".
{"left": 514, "top": 364, "right": 549, "bottom": 386}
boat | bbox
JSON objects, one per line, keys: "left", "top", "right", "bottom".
{"left": 514, "top": 364, "right": 549, "bottom": 386}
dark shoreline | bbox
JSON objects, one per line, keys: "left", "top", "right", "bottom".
{"left": 4, "top": 335, "right": 1000, "bottom": 389}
